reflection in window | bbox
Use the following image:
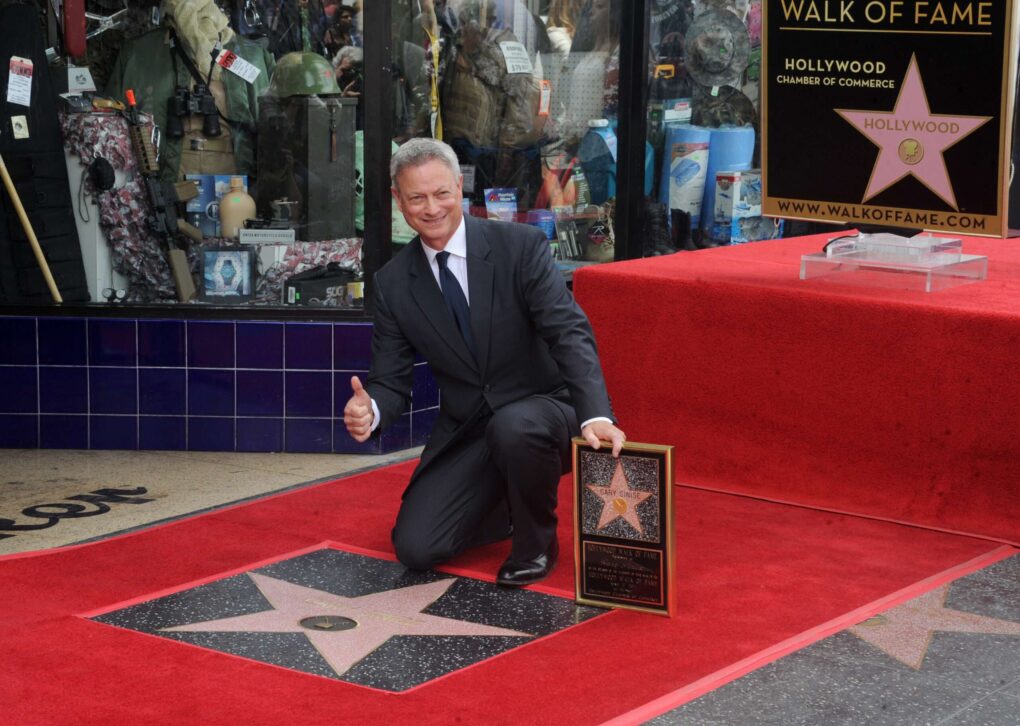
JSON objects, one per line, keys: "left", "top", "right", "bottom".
{"left": 391, "top": 0, "right": 624, "bottom": 270}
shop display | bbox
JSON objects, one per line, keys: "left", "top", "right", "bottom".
{"left": 125, "top": 89, "right": 201, "bottom": 301}
{"left": 218, "top": 176, "right": 256, "bottom": 239}
{"left": 283, "top": 262, "right": 359, "bottom": 306}
{"left": 256, "top": 52, "right": 356, "bottom": 242}
{"left": 578, "top": 119, "right": 617, "bottom": 205}
{"left": 0, "top": 0, "right": 786, "bottom": 312}
{"left": 700, "top": 124, "right": 755, "bottom": 239}
{"left": 199, "top": 245, "right": 255, "bottom": 302}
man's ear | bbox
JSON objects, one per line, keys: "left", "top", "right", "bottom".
{"left": 390, "top": 186, "right": 403, "bottom": 211}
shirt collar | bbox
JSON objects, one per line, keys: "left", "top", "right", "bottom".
{"left": 420, "top": 216, "right": 468, "bottom": 265}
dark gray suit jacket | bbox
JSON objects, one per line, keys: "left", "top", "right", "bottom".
{"left": 365, "top": 214, "right": 613, "bottom": 480}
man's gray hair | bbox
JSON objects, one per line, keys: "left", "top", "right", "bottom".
{"left": 390, "top": 138, "right": 461, "bottom": 188}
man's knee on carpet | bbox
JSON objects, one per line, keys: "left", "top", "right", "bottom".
{"left": 391, "top": 525, "right": 454, "bottom": 571}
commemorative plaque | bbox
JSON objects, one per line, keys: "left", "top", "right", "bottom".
{"left": 572, "top": 439, "right": 675, "bottom": 617}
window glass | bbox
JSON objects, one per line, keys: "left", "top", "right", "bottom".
{"left": 1, "top": 1, "right": 365, "bottom": 308}
{"left": 646, "top": 0, "right": 776, "bottom": 256}
{"left": 390, "top": 0, "right": 623, "bottom": 270}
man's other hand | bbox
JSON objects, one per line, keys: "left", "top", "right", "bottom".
{"left": 581, "top": 421, "right": 626, "bottom": 457}
{"left": 344, "top": 376, "right": 374, "bottom": 442}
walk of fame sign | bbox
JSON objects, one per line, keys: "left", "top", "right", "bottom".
{"left": 572, "top": 439, "right": 675, "bottom": 617}
{"left": 762, "top": 0, "right": 1018, "bottom": 237}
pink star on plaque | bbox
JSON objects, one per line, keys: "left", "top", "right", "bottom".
{"left": 586, "top": 460, "right": 654, "bottom": 535}
{"left": 850, "top": 583, "right": 1020, "bottom": 669}
{"left": 163, "top": 574, "right": 529, "bottom": 676}
{"left": 835, "top": 55, "right": 991, "bottom": 209}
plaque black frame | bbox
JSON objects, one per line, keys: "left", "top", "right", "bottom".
{"left": 572, "top": 439, "right": 675, "bottom": 617}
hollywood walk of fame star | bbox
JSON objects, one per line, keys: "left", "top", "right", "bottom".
{"left": 835, "top": 54, "right": 991, "bottom": 209}
{"left": 586, "top": 460, "right": 654, "bottom": 535}
{"left": 849, "top": 583, "right": 1020, "bottom": 669}
{"left": 163, "top": 573, "right": 530, "bottom": 676}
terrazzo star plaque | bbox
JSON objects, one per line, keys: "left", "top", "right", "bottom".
{"left": 86, "top": 547, "right": 606, "bottom": 691}
{"left": 573, "top": 439, "right": 676, "bottom": 617}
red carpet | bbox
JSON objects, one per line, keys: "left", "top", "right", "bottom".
{"left": 574, "top": 234, "right": 1020, "bottom": 544}
{"left": 0, "top": 461, "right": 1010, "bottom": 725}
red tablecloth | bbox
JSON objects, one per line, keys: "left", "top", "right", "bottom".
{"left": 574, "top": 234, "right": 1020, "bottom": 543}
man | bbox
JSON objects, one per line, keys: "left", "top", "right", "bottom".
{"left": 344, "top": 138, "right": 625, "bottom": 586}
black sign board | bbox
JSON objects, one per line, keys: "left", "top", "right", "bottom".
{"left": 762, "top": 0, "right": 1017, "bottom": 237}
{"left": 572, "top": 439, "right": 675, "bottom": 617}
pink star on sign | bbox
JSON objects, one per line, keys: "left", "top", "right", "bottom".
{"left": 586, "top": 460, "right": 654, "bottom": 535}
{"left": 835, "top": 54, "right": 991, "bottom": 209}
{"left": 850, "top": 583, "right": 1020, "bottom": 669}
{"left": 163, "top": 573, "right": 530, "bottom": 676}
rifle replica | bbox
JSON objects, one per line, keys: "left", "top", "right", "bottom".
{"left": 123, "top": 88, "right": 202, "bottom": 301}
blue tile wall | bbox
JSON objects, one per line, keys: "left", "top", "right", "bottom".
{"left": 188, "top": 369, "right": 235, "bottom": 417}
{"left": 334, "top": 323, "right": 373, "bottom": 370}
{"left": 90, "top": 368, "right": 138, "bottom": 415}
{"left": 237, "top": 370, "right": 283, "bottom": 417}
{"left": 188, "top": 417, "right": 234, "bottom": 451}
{"left": 286, "top": 371, "right": 332, "bottom": 418}
{"left": 38, "top": 318, "right": 86, "bottom": 365}
{"left": 187, "top": 321, "right": 235, "bottom": 369}
{"left": 89, "top": 319, "right": 137, "bottom": 367}
{"left": 138, "top": 320, "right": 186, "bottom": 367}
{"left": 286, "top": 323, "right": 332, "bottom": 370}
{"left": 285, "top": 418, "right": 333, "bottom": 453}
{"left": 237, "top": 418, "right": 283, "bottom": 452}
{"left": 3, "top": 367, "right": 37, "bottom": 413}
{"left": 139, "top": 416, "right": 187, "bottom": 451}
{"left": 90, "top": 415, "right": 137, "bottom": 450}
{"left": 41, "top": 415, "right": 88, "bottom": 449}
{"left": 40, "top": 366, "right": 88, "bottom": 414}
{"left": 0, "top": 414, "right": 38, "bottom": 447}
{"left": 0, "top": 317, "right": 35, "bottom": 365}
{"left": 0, "top": 316, "right": 439, "bottom": 454}
{"left": 139, "top": 368, "right": 186, "bottom": 416}
{"left": 236, "top": 322, "right": 283, "bottom": 369}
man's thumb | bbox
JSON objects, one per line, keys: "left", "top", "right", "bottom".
{"left": 351, "top": 375, "right": 367, "bottom": 398}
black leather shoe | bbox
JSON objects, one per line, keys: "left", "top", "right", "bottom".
{"left": 496, "top": 538, "right": 559, "bottom": 587}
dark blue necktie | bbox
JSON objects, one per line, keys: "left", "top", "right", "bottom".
{"left": 436, "top": 250, "right": 476, "bottom": 358}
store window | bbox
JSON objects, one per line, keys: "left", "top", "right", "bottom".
{"left": 645, "top": 0, "right": 778, "bottom": 255}
{"left": 390, "top": 0, "right": 623, "bottom": 270}
{"left": 0, "top": 1, "right": 366, "bottom": 309}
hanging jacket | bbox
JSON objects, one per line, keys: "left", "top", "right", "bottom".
{"left": 105, "top": 28, "right": 275, "bottom": 184}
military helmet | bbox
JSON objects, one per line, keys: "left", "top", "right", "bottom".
{"left": 268, "top": 52, "right": 341, "bottom": 96}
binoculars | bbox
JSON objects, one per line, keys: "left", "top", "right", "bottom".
{"left": 165, "top": 84, "right": 221, "bottom": 138}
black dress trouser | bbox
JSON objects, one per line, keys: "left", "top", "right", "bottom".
{"left": 391, "top": 394, "right": 578, "bottom": 569}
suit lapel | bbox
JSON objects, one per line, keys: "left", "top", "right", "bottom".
{"left": 408, "top": 238, "right": 479, "bottom": 372}
{"left": 465, "top": 216, "right": 494, "bottom": 378}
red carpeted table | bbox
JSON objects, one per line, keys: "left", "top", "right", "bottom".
{"left": 574, "top": 234, "right": 1020, "bottom": 544}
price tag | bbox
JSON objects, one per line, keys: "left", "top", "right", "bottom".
{"left": 538, "top": 80, "right": 551, "bottom": 116}
{"left": 7, "top": 56, "right": 33, "bottom": 107}
{"left": 216, "top": 49, "right": 261, "bottom": 83}
{"left": 67, "top": 65, "right": 97, "bottom": 93}
{"left": 498, "top": 41, "right": 533, "bottom": 75}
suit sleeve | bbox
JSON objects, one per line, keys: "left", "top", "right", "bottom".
{"left": 517, "top": 227, "right": 614, "bottom": 425}
{"left": 365, "top": 277, "right": 416, "bottom": 432}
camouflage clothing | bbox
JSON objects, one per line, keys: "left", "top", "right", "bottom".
{"left": 105, "top": 29, "right": 275, "bottom": 185}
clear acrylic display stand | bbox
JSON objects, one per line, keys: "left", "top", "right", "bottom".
{"left": 800, "top": 233, "right": 988, "bottom": 292}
